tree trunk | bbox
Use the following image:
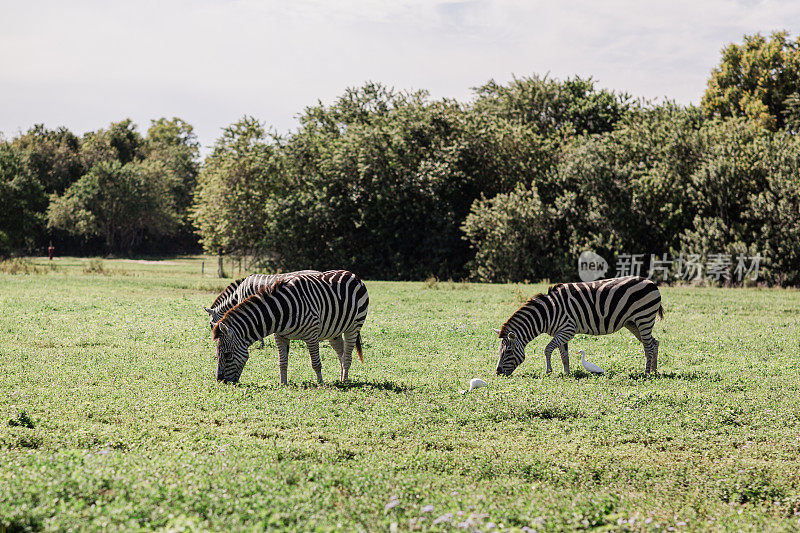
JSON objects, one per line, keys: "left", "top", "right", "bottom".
{"left": 217, "top": 254, "right": 224, "bottom": 278}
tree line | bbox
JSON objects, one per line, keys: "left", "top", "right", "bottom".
{"left": 0, "top": 118, "right": 199, "bottom": 255}
{"left": 2, "top": 31, "right": 799, "bottom": 285}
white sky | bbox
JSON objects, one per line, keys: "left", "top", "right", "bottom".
{"left": 1, "top": 0, "right": 799, "bottom": 153}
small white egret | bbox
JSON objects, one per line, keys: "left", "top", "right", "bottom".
{"left": 579, "top": 350, "right": 605, "bottom": 374}
{"left": 460, "top": 378, "right": 488, "bottom": 394}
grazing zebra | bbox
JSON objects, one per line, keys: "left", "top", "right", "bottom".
{"left": 495, "top": 276, "right": 663, "bottom": 376}
{"left": 213, "top": 270, "right": 369, "bottom": 384}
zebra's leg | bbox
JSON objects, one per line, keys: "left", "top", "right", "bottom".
{"left": 558, "top": 342, "right": 570, "bottom": 375}
{"left": 544, "top": 341, "right": 554, "bottom": 374}
{"left": 637, "top": 322, "right": 657, "bottom": 374}
{"left": 275, "top": 334, "right": 290, "bottom": 385}
{"left": 643, "top": 337, "right": 654, "bottom": 374}
{"left": 305, "top": 339, "right": 324, "bottom": 384}
{"left": 625, "top": 322, "right": 648, "bottom": 371}
{"left": 328, "top": 335, "right": 344, "bottom": 364}
{"left": 624, "top": 321, "right": 643, "bottom": 343}
{"left": 339, "top": 331, "right": 358, "bottom": 382}
{"left": 650, "top": 338, "right": 659, "bottom": 373}
{"left": 545, "top": 329, "right": 575, "bottom": 374}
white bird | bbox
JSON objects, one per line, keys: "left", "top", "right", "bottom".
{"left": 579, "top": 350, "right": 605, "bottom": 374}
{"left": 460, "top": 378, "right": 488, "bottom": 394}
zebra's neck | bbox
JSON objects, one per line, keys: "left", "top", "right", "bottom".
{"left": 510, "top": 292, "right": 565, "bottom": 344}
{"left": 228, "top": 296, "right": 280, "bottom": 346}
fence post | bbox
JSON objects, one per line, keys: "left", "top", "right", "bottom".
{"left": 201, "top": 261, "right": 204, "bottom": 276}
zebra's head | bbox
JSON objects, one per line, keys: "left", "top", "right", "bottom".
{"left": 204, "top": 306, "right": 223, "bottom": 329}
{"left": 495, "top": 328, "right": 525, "bottom": 376}
{"left": 212, "top": 321, "right": 249, "bottom": 383}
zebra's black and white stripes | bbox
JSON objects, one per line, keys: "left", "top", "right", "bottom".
{"left": 213, "top": 270, "right": 369, "bottom": 384}
{"left": 204, "top": 271, "right": 320, "bottom": 328}
{"left": 496, "top": 276, "right": 663, "bottom": 376}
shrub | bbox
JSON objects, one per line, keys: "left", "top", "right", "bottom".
{"left": 462, "top": 185, "right": 563, "bottom": 282}
{"left": 83, "top": 258, "right": 106, "bottom": 274}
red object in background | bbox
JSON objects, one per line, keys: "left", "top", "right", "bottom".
{"left": 48, "top": 245, "right": 55, "bottom": 260}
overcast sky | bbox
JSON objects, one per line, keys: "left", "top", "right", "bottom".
{"left": 1, "top": 0, "right": 799, "bottom": 152}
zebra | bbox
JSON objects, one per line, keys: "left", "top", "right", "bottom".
{"left": 204, "top": 271, "right": 322, "bottom": 349}
{"left": 495, "top": 276, "right": 663, "bottom": 376}
{"left": 213, "top": 270, "right": 369, "bottom": 384}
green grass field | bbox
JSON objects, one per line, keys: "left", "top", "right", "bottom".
{"left": 1, "top": 257, "right": 799, "bottom": 532}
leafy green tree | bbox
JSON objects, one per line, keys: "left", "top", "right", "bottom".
{"left": 258, "top": 84, "right": 560, "bottom": 279}
{"left": 47, "top": 160, "right": 178, "bottom": 252}
{"left": 784, "top": 92, "right": 800, "bottom": 133}
{"left": 11, "top": 125, "right": 84, "bottom": 195}
{"left": 265, "top": 89, "right": 462, "bottom": 278}
{"left": 190, "top": 117, "right": 284, "bottom": 259}
{"left": 472, "top": 74, "right": 633, "bottom": 136}
{"left": 36, "top": 118, "right": 200, "bottom": 254}
{"left": 0, "top": 141, "right": 46, "bottom": 255}
{"left": 679, "top": 118, "right": 771, "bottom": 253}
{"left": 461, "top": 103, "right": 707, "bottom": 282}
{"left": 680, "top": 121, "right": 800, "bottom": 284}
{"left": 560, "top": 104, "right": 706, "bottom": 256}
{"left": 702, "top": 31, "right": 800, "bottom": 130}
{"left": 81, "top": 119, "right": 144, "bottom": 168}
{"left": 747, "top": 140, "right": 800, "bottom": 285}
{"left": 144, "top": 118, "right": 200, "bottom": 242}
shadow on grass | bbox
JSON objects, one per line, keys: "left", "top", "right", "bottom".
{"left": 312, "top": 379, "right": 413, "bottom": 393}
{"left": 569, "top": 369, "right": 616, "bottom": 380}
{"left": 488, "top": 404, "right": 584, "bottom": 422}
{"left": 622, "top": 369, "right": 722, "bottom": 382}
{"left": 506, "top": 369, "right": 615, "bottom": 380}
{"left": 235, "top": 379, "right": 413, "bottom": 393}
{"left": 480, "top": 368, "right": 724, "bottom": 383}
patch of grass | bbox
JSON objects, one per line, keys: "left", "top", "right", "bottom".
{"left": 0, "top": 258, "right": 57, "bottom": 274}
{"left": 424, "top": 277, "right": 471, "bottom": 290}
{"left": 7, "top": 410, "right": 35, "bottom": 428}
{"left": 1, "top": 265, "right": 799, "bottom": 530}
{"left": 717, "top": 467, "right": 786, "bottom": 505}
{"left": 82, "top": 257, "right": 130, "bottom": 275}
{"left": 82, "top": 257, "right": 107, "bottom": 274}
{"left": 487, "top": 403, "right": 584, "bottom": 422}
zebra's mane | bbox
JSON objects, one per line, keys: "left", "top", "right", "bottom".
{"left": 212, "top": 278, "right": 289, "bottom": 339}
{"left": 498, "top": 283, "right": 564, "bottom": 337}
{"left": 210, "top": 277, "right": 245, "bottom": 308}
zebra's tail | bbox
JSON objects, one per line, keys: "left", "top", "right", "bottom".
{"left": 355, "top": 332, "right": 364, "bottom": 363}
{"left": 657, "top": 303, "right": 664, "bottom": 321}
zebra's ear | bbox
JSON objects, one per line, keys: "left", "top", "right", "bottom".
{"left": 218, "top": 322, "right": 231, "bottom": 336}
{"left": 203, "top": 306, "right": 213, "bottom": 316}
{"left": 492, "top": 328, "right": 501, "bottom": 336}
